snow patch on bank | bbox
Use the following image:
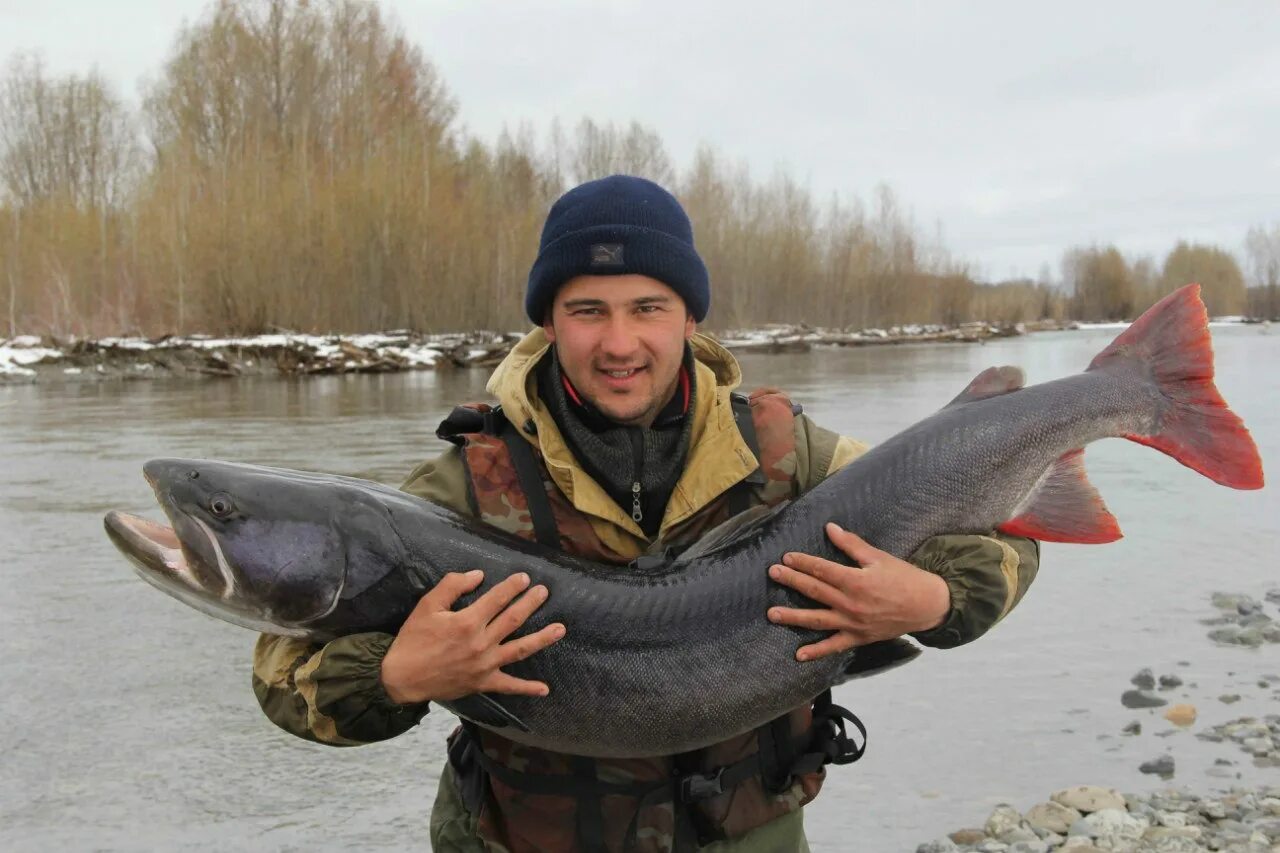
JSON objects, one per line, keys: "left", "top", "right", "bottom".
{"left": 0, "top": 340, "right": 63, "bottom": 377}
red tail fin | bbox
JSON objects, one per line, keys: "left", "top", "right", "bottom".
{"left": 1088, "top": 283, "right": 1264, "bottom": 490}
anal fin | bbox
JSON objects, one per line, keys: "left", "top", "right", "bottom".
{"left": 997, "top": 449, "right": 1122, "bottom": 543}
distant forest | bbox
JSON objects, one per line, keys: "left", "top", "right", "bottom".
{"left": 2, "top": 0, "right": 1278, "bottom": 338}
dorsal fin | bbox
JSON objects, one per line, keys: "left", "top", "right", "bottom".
{"left": 677, "top": 501, "right": 790, "bottom": 562}
{"left": 997, "top": 449, "right": 1122, "bottom": 543}
{"left": 946, "top": 365, "right": 1026, "bottom": 407}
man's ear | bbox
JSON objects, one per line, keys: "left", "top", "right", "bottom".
{"left": 543, "top": 310, "right": 557, "bottom": 343}
{"left": 684, "top": 313, "right": 696, "bottom": 340}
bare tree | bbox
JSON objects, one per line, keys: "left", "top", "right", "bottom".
{"left": 1245, "top": 224, "right": 1280, "bottom": 320}
{"left": 0, "top": 54, "right": 139, "bottom": 209}
{"left": 1063, "top": 245, "right": 1134, "bottom": 320}
{"left": 1160, "top": 241, "right": 1246, "bottom": 317}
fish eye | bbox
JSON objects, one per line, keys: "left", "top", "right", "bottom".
{"left": 209, "top": 493, "right": 235, "bottom": 518}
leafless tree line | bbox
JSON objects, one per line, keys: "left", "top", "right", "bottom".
{"left": 1, "top": 0, "right": 1275, "bottom": 338}
{"left": 1060, "top": 235, "right": 1280, "bottom": 322}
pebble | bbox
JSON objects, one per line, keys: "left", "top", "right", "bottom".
{"left": 985, "top": 804, "right": 1022, "bottom": 838}
{"left": 1212, "top": 592, "right": 1258, "bottom": 611}
{"left": 1238, "top": 598, "right": 1266, "bottom": 616}
{"left": 1025, "top": 801, "right": 1081, "bottom": 834}
{"left": 917, "top": 840, "right": 959, "bottom": 853}
{"left": 1051, "top": 786, "right": 1126, "bottom": 814}
{"left": 1159, "top": 673, "right": 1184, "bottom": 689}
{"left": 1132, "top": 667, "right": 1157, "bottom": 689}
{"left": 1122, "top": 688, "right": 1169, "bottom": 709}
{"left": 1139, "top": 754, "right": 1176, "bottom": 776}
{"left": 1004, "top": 842, "right": 1047, "bottom": 853}
{"left": 1164, "top": 704, "right": 1197, "bottom": 727}
{"left": 949, "top": 829, "right": 987, "bottom": 845}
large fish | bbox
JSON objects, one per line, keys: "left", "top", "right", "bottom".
{"left": 104, "top": 285, "right": 1263, "bottom": 758}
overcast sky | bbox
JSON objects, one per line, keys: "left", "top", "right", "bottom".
{"left": 4, "top": 0, "right": 1278, "bottom": 281}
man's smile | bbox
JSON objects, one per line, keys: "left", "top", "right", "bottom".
{"left": 598, "top": 365, "right": 647, "bottom": 389}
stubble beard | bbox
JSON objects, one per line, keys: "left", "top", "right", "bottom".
{"left": 592, "top": 368, "right": 681, "bottom": 428}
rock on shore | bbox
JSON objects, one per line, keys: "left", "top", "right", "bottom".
{"left": 917, "top": 784, "right": 1280, "bottom": 852}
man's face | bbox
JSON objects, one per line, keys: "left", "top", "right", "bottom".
{"left": 543, "top": 274, "right": 696, "bottom": 428}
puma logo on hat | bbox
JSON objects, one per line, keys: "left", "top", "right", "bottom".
{"left": 590, "top": 243, "right": 625, "bottom": 266}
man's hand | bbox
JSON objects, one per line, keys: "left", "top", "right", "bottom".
{"left": 766, "top": 523, "right": 950, "bottom": 662}
{"left": 381, "top": 570, "right": 565, "bottom": 705}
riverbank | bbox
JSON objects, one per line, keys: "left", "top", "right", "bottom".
{"left": 0, "top": 319, "right": 1066, "bottom": 384}
{"left": 4, "top": 317, "right": 1264, "bottom": 384}
{"left": 0, "top": 330, "right": 516, "bottom": 383}
{"left": 917, "top": 587, "right": 1280, "bottom": 853}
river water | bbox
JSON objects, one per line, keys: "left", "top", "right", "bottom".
{"left": 1, "top": 327, "right": 1276, "bottom": 852}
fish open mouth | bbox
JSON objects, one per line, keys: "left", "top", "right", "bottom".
{"left": 104, "top": 508, "right": 312, "bottom": 638}
{"left": 104, "top": 510, "right": 198, "bottom": 585}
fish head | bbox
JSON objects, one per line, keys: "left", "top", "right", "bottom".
{"left": 105, "top": 457, "right": 371, "bottom": 637}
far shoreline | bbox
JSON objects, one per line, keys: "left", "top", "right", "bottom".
{"left": 0, "top": 317, "right": 1263, "bottom": 385}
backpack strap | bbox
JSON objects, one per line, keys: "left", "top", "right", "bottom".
{"left": 495, "top": 414, "right": 560, "bottom": 549}
{"left": 727, "top": 392, "right": 767, "bottom": 517}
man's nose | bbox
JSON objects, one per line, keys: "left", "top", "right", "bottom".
{"left": 599, "top": 317, "right": 640, "bottom": 358}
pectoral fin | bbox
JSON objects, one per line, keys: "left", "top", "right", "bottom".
{"left": 449, "top": 693, "right": 531, "bottom": 733}
{"left": 834, "top": 637, "right": 923, "bottom": 684}
{"left": 677, "top": 501, "right": 790, "bottom": 563}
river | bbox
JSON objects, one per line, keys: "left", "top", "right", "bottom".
{"left": 1, "top": 326, "right": 1276, "bottom": 851}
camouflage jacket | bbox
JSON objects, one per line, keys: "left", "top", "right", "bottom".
{"left": 252, "top": 329, "right": 1040, "bottom": 825}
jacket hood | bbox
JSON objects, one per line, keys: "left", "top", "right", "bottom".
{"left": 484, "top": 328, "right": 756, "bottom": 552}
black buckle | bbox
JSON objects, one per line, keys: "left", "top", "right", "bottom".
{"left": 814, "top": 707, "right": 866, "bottom": 766}
{"left": 678, "top": 768, "right": 725, "bottom": 803}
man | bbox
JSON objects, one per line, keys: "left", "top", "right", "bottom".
{"left": 253, "top": 175, "right": 1039, "bottom": 851}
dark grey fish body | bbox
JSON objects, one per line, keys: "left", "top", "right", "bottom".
{"left": 104, "top": 285, "right": 1263, "bottom": 757}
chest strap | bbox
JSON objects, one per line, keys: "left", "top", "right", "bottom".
{"left": 439, "top": 396, "right": 773, "bottom": 549}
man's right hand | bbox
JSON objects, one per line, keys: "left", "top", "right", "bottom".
{"left": 380, "top": 570, "right": 565, "bottom": 705}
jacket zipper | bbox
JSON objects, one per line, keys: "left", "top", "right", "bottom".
{"left": 630, "top": 430, "right": 644, "bottom": 524}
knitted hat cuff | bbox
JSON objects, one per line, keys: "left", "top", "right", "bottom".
{"left": 525, "top": 223, "right": 709, "bottom": 322}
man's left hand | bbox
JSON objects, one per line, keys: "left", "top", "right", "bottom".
{"left": 767, "top": 522, "right": 951, "bottom": 661}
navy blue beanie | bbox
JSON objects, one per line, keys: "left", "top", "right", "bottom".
{"left": 526, "top": 175, "right": 710, "bottom": 323}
